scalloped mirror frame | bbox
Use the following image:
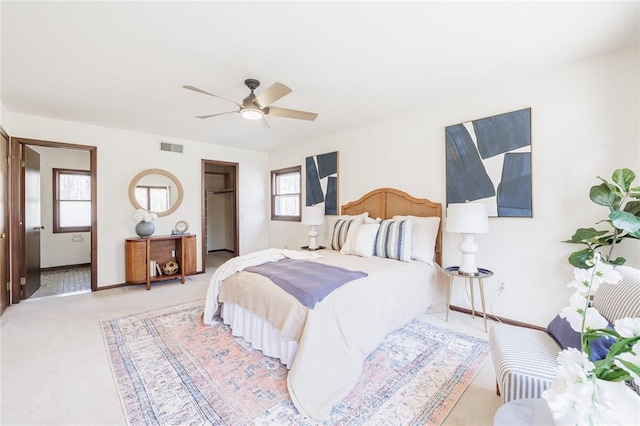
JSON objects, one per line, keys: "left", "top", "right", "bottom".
{"left": 128, "top": 168, "right": 184, "bottom": 217}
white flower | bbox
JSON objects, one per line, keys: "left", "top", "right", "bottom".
{"left": 544, "top": 348, "right": 599, "bottom": 425}
{"left": 582, "top": 307, "right": 609, "bottom": 331}
{"left": 133, "top": 209, "right": 157, "bottom": 222}
{"left": 593, "top": 261, "right": 622, "bottom": 286}
{"left": 560, "top": 294, "right": 589, "bottom": 332}
{"left": 614, "top": 317, "right": 640, "bottom": 338}
{"left": 567, "top": 267, "right": 594, "bottom": 295}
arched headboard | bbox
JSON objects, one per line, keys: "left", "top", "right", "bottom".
{"left": 341, "top": 188, "right": 442, "bottom": 265}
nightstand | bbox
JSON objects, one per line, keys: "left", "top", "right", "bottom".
{"left": 444, "top": 266, "right": 493, "bottom": 332}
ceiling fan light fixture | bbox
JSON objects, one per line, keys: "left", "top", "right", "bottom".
{"left": 241, "top": 108, "right": 263, "bottom": 120}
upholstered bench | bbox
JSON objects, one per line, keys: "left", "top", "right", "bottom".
{"left": 489, "top": 265, "right": 640, "bottom": 403}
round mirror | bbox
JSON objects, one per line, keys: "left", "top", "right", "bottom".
{"left": 128, "top": 169, "right": 184, "bottom": 217}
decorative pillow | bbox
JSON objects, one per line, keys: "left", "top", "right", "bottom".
{"left": 547, "top": 314, "right": 615, "bottom": 361}
{"left": 393, "top": 215, "right": 440, "bottom": 266}
{"left": 325, "top": 213, "right": 368, "bottom": 248}
{"left": 373, "top": 219, "right": 413, "bottom": 262}
{"left": 331, "top": 217, "right": 365, "bottom": 250}
{"left": 340, "top": 223, "right": 380, "bottom": 257}
{"left": 364, "top": 216, "right": 382, "bottom": 224}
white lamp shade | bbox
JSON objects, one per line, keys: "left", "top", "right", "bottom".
{"left": 446, "top": 203, "right": 489, "bottom": 234}
{"left": 302, "top": 205, "right": 325, "bottom": 225}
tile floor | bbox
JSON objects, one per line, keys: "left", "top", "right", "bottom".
{"left": 30, "top": 267, "right": 91, "bottom": 299}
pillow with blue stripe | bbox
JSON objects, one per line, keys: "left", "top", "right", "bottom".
{"left": 373, "top": 219, "right": 413, "bottom": 262}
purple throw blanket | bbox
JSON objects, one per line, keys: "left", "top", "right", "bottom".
{"left": 244, "top": 259, "right": 367, "bottom": 308}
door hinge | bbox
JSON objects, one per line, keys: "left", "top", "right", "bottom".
{"left": 5, "top": 282, "right": 9, "bottom": 291}
{"left": 20, "top": 277, "right": 26, "bottom": 286}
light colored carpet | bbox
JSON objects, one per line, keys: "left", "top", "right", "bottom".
{"left": 101, "top": 300, "right": 490, "bottom": 425}
{"left": 1, "top": 252, "right": 502, "bottom": 425}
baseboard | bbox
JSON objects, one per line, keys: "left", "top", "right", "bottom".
{"left": 40, "top": 263, "right": 91, "bottom": 272}
{"left": 449, "top": 305, "right": 545, "bottom": 331}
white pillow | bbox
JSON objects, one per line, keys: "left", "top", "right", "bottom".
{"left": 393, "top": 215, "right": 440, "bottom": 265}
{"left": 324, "top": 213, "right": 369, "bottom": 248}
{"left": 374, "top": 219, "right": 413, "bottom": 262}
{"left": 364, "top": 216, "right": 382, "bottom": 224}
{"left": 340, "top": 223, "right": 380, "bottom": 257}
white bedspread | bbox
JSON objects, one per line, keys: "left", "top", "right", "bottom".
{"left": 204, "top": 249, "right": 448, "bottom": 421}
{"left": 202, "top": 248, "right": 321, "bottom": 325}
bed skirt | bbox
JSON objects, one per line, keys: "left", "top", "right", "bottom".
{"left": 221, "top": 302, "right": 298, "bottom": 368}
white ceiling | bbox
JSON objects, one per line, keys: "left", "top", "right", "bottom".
{"left": 2, "top": 1, "right": 638, "bottom": 152}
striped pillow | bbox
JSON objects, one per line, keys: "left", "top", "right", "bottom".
{"left": 374, "top": 219, "right": 413, "bottom": 262}
{"left": 331, "top": 218, "right": 360, "bottom": 250}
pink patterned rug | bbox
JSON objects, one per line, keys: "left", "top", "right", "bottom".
{"left": 101, "top": 300, "right": 489, "bottom": 425}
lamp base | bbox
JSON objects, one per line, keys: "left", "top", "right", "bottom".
{"left": 307, "top": 225, "right": 320, "bottom": 250}
{"left": 458, "top": 234, "right": 480, "bottom": 276}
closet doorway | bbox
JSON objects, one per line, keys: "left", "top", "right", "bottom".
{"left": 201, "top": 160, "right": 238, "bottom": 272}
{"left": 10, "top": 138, "right": 97, "bottom": 303}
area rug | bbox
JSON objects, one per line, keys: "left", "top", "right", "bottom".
{"left": 101, "top": 300, "right": 490, "bottom": 425}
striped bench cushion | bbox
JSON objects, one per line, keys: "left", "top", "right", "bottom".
{"left": 489, "top": 323, "right": 560, "bottom": 403}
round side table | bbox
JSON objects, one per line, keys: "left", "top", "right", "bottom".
{"left": 493, "top": 398, "right": 554, "bottom": 426}
{"left": 444, "top": 266, "right": 493, "bottom": 332}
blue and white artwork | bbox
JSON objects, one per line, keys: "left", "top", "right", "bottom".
{"left": 306, "top": 151, "right": 338, "bottom": 215}
{"left": 446, "top": 108, "right": 532, "bottom": 217}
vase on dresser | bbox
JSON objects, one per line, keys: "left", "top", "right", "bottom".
{"left": 135, "top": 221, "right": 155, "bottom": 237}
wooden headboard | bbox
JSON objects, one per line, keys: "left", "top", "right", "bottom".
{"left": 341, "top": 188, "right": 442, "bottom": 265}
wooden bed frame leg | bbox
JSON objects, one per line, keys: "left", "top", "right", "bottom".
{"left": 496, "top": 381, "right": 501, "bottom": 396}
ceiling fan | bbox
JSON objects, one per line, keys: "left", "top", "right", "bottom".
{"left": 183, "top": 79, "right": 318, "bottom": 129}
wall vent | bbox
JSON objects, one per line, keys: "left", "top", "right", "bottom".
{"left": 160, "top": 142, "right": 184, "bottom": 153}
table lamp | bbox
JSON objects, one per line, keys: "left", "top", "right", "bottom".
{"left": 302, "top": 205, "right": 325, "bottom": 250}
{"left": 446, "top": 202, "right": 489, "bottom": 276}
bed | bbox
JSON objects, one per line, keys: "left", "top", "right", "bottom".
{"left": 203, "top": 188, "right": 448, "bottom": 421}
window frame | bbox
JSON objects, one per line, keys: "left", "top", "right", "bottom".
{"left": 271, "top": 165, "right": 302, "bottom": 222}
{"left": 53, "top": 168, "right": 91, "bottom": 233}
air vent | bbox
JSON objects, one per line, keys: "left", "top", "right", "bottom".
{"left": 160, "top": 142, "right": 184, "bottom": 153}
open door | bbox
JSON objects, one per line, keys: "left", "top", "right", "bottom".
{"left": 202, "top": 160, "right": 239, "bottom": 272}
{"left": 0, "top": 128, "right": 9, "bottom": 314}
{"left": 24, "top": 146, "right": 42, "bottom": 298}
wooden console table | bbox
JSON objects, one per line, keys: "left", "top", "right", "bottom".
{"left": 125, "top": 234, "right": 196, "bottom": 290}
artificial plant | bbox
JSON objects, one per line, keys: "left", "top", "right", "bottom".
{"left": 565, "top": 168, "right": 640, "bottom": 268}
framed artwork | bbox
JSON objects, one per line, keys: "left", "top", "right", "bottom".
{"left": 305, "top": 151, "right": 339, "bottom": 215}
{"left": 445, "top": 108, "right": 532, "bottom": 217}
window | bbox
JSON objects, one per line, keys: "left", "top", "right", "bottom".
{"left": 271, "top": 166, "right": 301, "bottom": 221}
{"left": 53, "top": 168, "right": 91, "bottom": 233}
{"left": 134, "top": 185, "right": 170, "bottom": 212}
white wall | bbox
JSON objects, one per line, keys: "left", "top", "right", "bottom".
{"left": 29, "top": 145, "right": 91, "bottom": 267}
{"left": 268, "top": 46, "right": 640, "bottom": 327}
{"left": 6, "top": 113, "right": 270, "bottom": 288}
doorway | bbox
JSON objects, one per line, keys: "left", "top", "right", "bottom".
{"left": 10, "top": 138, "right": 97, "bottom": 303}
{"left": 202, "top": 160, "right": 238, "bottom": 272}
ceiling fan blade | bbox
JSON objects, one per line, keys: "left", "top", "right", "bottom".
{"left": 266, "top": 106, "right": 318, "bottom": 121}
{"left": 254, "top": 82, "right": 292, "bottom": 107}
{"left": 183, "top": 85, "right": 242, "bottom": 107}
{"left": 256, "top": 115, "right": 271, "bottom": 131}
{"left": 195, "top": 110, "right": 238, "bottom": 119}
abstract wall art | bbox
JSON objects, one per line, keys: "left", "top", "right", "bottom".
{"left": 305, "top": 151, "right": 339, "bottom": 215}
{"left": 445, "top": 108, "right": 532, "bottom": 217}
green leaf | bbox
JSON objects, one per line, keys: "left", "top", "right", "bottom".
{"left": 612, "top": 168, "right": 636, "bottom": 192}
{"left": 596, "top": 367, "right": 630, "bottom": 382}
{"left": 568, "top": 248, "right": 593, "bottom": 269}
{"left": 564, "top": 228, "right": 608, "bottom": 243}
{"left": 624, "top": 200, "right": 640, "bottom": 215}
{"left": 608, "top": 256, "right": 627, "bottom": 265}
{"left": 590, "top": 183, "right": 622, "bottom": 211}
{"left": 610, "top": 210, "right": 640, "bottom": 233}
